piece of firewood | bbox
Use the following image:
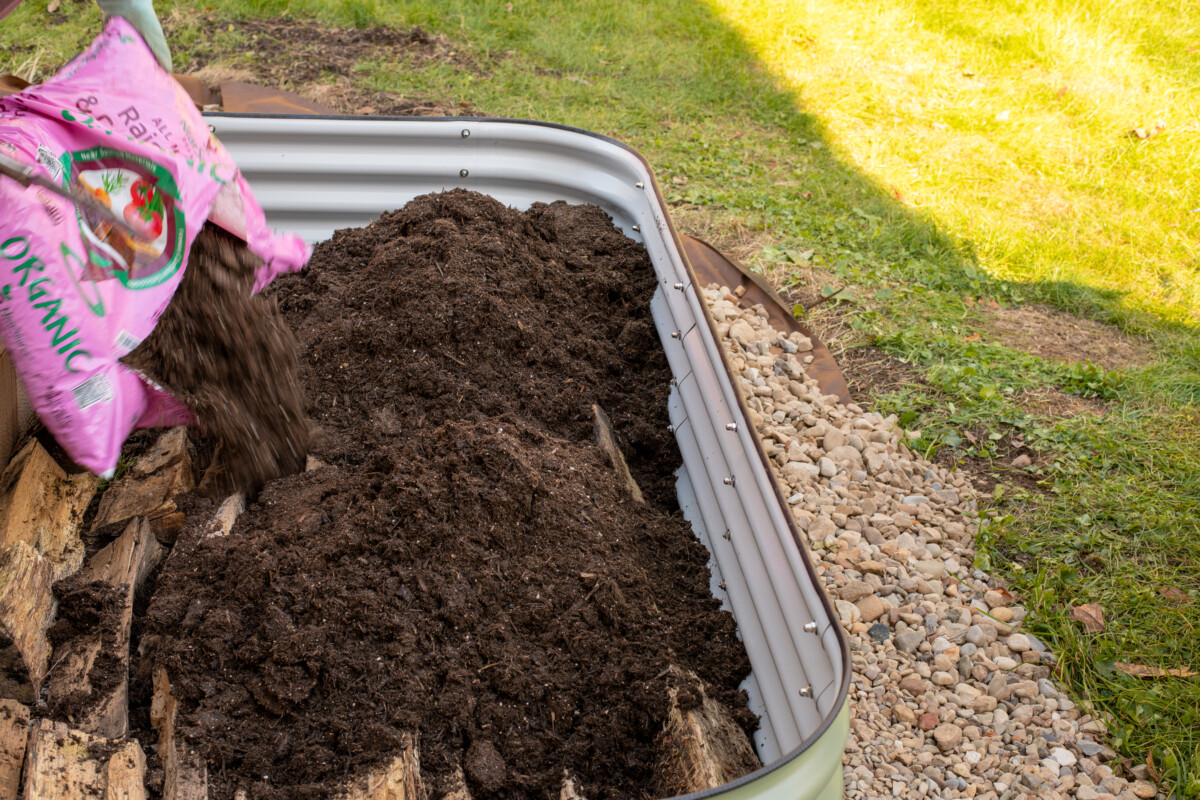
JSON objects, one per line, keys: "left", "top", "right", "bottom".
{"left": 0, "top": 699, "right": 28, "bottom": 800}
{"left": 204, "top": 493, "right": 245, "bottom": 539}
{"left": 0, "top": 439, "right": 97, "bottom": 580}
{"left": 0, "top": 543, "right": 55, "bottom": 703}
{"left": 150, "top": 667, "right": 207, "bottom": 800}
{"left": 336, "top": 736, "right": 424, "bottom": 800}
{"left": 655, "top": 667, "right": 760, "bottom": 794}
{"left": 560, "top": 774, "right": 586, "bottom": 800}
{"left": 440, "top": 767, "right": 471, "bottom": 800}
{"left": 21, "top": 718, "right": 146, "bottom": 799}
{"left": 91, "top": 428, "right": 194, "bottom": 537}
{"left": 45, "top": 518, "right": 163, "bottom": 738}
{"left": 591, "top": 405, "right": 644, "bottom": 504}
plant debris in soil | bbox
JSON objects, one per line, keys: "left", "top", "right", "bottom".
{"left": 124, "top": 224, "right": 309, "bottom": 495}
{"left": 136, "top": 190, "right": 753, "bottom": 800}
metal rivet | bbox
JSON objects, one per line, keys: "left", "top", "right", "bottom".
{"left": 671, "top": 330, "right": 681, "bottom": 339}
{"left": 461, "top": 129, "right": 471, "bottom": 138}
{"left": 673, "top": 281, "right": 685, "bottom": 290}
{"left": 723, "top": 476, "right": 735, "bottom": 486}
{"left": 799, "top": 685, "right": 813, "bottom": 698}
{"left": 804, "top": 621, "right": 819, "bottom": 633}
{"left": 208, "top": 124, "right": 216, "bottom": 133}
{"left": 635, "top": 181, "right": 644, "bottom": 188}
{"left": 725, "top": 422, "right": 738, "bottom": 432}
{"left": 459, "top": 169, "right": 469, "bottom": 178}
{"left": 632, "top": 224, "right": 641, "bottom": 232}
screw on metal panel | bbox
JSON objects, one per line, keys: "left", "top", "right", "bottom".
{"left": 799, "top": 685, "right": 813, "bottom": 698}
{"left": 725, "top": 422, "right": 738, "bottom": 432}
{"left": 208, "top": 125, "right": 216, "bottom": 133}
{"left": 461, "top": 129, "right": 471, "bottom": 138}
{"left": 459, "top": 169, "right": 469, "bottom": 178}
{"left": 632, "top": 224, "right": 641, "bottom": 232}
{"left": 670, "top": 330, "right": 682, "bottom": 339}
{"left": 723, "top": 476, "right": 735, "bottom": 486}
{"left": 635, "top": 181, "right": 644, "bottom": 188}
{"left": 673, "top": 282, "right": 685, "bottom": 290}
{"left": 804, "top": 621, "right": 819, "bottom": 633}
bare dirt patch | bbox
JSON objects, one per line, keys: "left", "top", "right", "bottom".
{"left": 169, "top": 19, "right": 481, "bottom": 116}
{"left": 979, "top": 303, "right": 1150, "bottom": 371}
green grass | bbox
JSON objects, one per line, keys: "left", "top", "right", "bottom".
{"left": 4, "top": 0, "right": 1199, "bottom": 793}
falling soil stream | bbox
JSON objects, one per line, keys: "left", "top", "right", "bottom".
{"left": 127, "top": 190, "right": 753, "bottom": 800}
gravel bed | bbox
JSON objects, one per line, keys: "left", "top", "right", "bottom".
{"left": 702, "top": 285, "right": 1161, "bottom": 800}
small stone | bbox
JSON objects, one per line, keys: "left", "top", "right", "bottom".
{"left": 729, "top": 319, "right": 758, "bottom": 349}
{"left": 899, "top": 675, "right": 927, "bottom": 695}
{"left": 1006, "top": 633, "right": 1031, "bottom": 653}
{"left": 1078, "top": 739, "right": 1103, "bottom": 757}
{"left": 966, "top": 624, "right": 996, "bottom": 646}
{"left": 1129, "top": 781, "right": 1156, "bottom": 799}
{"left": 991, "top": 607, "right": 1015, "bottom": 622}
{"left": 893, "top": 704, "right": 916, "bottom": 724}
{"left": 857, "top": 595, "right": 886, "bottom": 622}
{"left": 839, "top": 580, "right": 874, "bottom": 602}
{"left": 933, "top": 723, "right": 963, "bottom": 751}
{"left": 818, "top": 457, "right": 837, "bottom": 478}
{"left": 919, "top": 712, "right": 939, "bottom": 731}
{"left": 823, "top": 427, "right": 846, "bottom": 450}
{"left": 984, "top": 590, "right": 1006, "bottom": 608}
{"left": 1050, "top": 747, "right": 1077, "bottom": 767}
{"left": 835, "top": 599, "right": 859, "bottom": 626}
{"left": 915, "top": 560, "right": 945, "bottom": 579}
{"left": 868, "top": 622, "right": 891, "bottom": 642}
{"left": 1011, "top": 453, "right": 1033, "bottom": 468}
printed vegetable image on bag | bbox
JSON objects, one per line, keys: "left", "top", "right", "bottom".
{"left": 0, "top": 17, "right": 309, "bottom": 476}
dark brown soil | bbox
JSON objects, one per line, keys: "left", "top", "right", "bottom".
{"left": 124, "top": 225, "right": 309, "bottom": 494}
{"left": 46, "top": 576, "right": 125, "bottom": 722}
{"left": 137, "top": 191, "right": 752, "bottom": 800}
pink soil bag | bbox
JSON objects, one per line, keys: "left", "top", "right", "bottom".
{"left": 0, "top": 18, "right": 309, "bottom": 476}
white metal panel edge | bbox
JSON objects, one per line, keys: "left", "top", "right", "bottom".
{"left": 207, "top": 114, "right": 849, "bottom": 800}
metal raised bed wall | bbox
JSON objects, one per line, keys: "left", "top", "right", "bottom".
{"left": 208, "top": 115, "right": 851, "bottom": 800}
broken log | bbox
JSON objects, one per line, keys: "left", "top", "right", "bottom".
{"left": 21, "top": 718, "right": 146, "bottom": 800}
{"left": 560, "top": 774, "right": 586, "bottom": 800}
{"left": 591, "top": 405, "right": 644, "bottom": 503}
{"left": 46, "top": 518, "right": 163, "bottom": 738}
{"left": 0, "top": 543, "right": 55, "bottom": 703}
{"left": 656, "top": 667, "right": 760, "bottom": 794}
{"left": 335, "top": 736, "right": 424, "bottom": 800}
{"left": 204, "top": 493, "right": 245, "bottom": 539}
{"left": 0, "top": 699, "right": 28, "bottom": 800}
{"left": 150, "top": 667, "right": 207, "bottom": 800}
{"left": 0, "top": 439, "right": 97, "bottom": 580}
{"left": 92, "top": 428, "right": 194, "bottom": 539}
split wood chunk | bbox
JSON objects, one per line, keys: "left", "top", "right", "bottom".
{"left": 656, "top": 667, "right": 760, "bottom": 794}
{"left": 335, "top": 736, "right": 425, "bottom": 800}
{"left": 560, "top": 774, "right": 586, "bottom": 800}
{"left": 0, "top": 699, "right": 29, "bottom": 800}
{"left": 591, "top": 405, "right": 644, "bottom": 504}
{"left": 21, "top": 718, "right": 146, "bottom": 800}
{"left": 204, "top": 493, "right": 245, "bottom": 539}
{"left": 46, "top": 518, "right": 163, "bottom": 739}
{"left": 0, "top": 439, "right": 97, "bottom": 581}
{"left": 91, "top": 428, "right": 194, "bottom": 538}
{"left": 150, "top": 668, "right": 207, "bottom": 800}
{"left": 0, "top": 543, "right": 55, "bottom": 703}
{"left": 439, "top": 767, "right": 471, "bottom": 800}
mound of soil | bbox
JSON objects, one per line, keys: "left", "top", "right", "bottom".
{"left": 137, "top": 191, "right": 753, "bottom": 800}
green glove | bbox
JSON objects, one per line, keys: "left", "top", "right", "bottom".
{"left": 95, "top": 0, "right": 172, "bottom": 72}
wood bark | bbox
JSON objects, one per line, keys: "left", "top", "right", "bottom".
{"left": 45, "top": 518, "right": 163, "bottom": 738}
{"left": 204, "top": 494, "right": 245, "bottom": 539}
{"left": 560, "top": 774, "right": 586, "bottom": 800}
{"left": 656, "top": 667, "right": 760, "bottom": 794}
{"left": 336, "top": 736, "right": 424, "bottom": 800}
{"left": 0, "top": 439, "right": 97, "bottom": 581}
{"left": 0, "top": 699, "right": 28, "bottom": 800}
{"left": 91, "top": 428, "right": 194, "bottom": 539}
{"left": 150, "top": 667, "right": 207, "bottom": 800}
{"left": 439, "top": 767, "right": 470, "bottom": 800}
{"left": 21, "top": 718, "right": 146, "bottom": 800}
{"left": 591, "top": 405, "right": 644, "bottom": 503}
{"left": 0, "top": 543, "right": 55, "bottom": 703}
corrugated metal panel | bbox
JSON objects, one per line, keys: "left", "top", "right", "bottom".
{"left": 208, "top": 114, "right": 849, "bottom": 800}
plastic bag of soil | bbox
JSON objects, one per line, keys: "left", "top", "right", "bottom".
{"left": 0, "top": 17, "right": 308, "bottom": 476}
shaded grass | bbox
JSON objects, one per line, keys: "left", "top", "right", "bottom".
{"left": 3, "top": 0, "right": 1199, "bottom": 793}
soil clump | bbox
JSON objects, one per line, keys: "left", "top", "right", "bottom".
{"left": 137, "top": 191, "right": 753, "bottom": 800}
